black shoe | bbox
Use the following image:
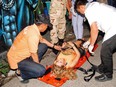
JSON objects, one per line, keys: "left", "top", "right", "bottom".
{"left": 15, "top": 70, "right": 29, "bottom": 84}
{"left": 20, "top": 79, "right": 29, "bottom": 84}
{"left": 95, "top": 74, "right": 112, "bottom": 82}
{"left": 59, "top": 39, "right": 64, "bottom": 46}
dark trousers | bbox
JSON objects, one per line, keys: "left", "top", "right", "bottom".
{"left": 99, "top": 34, "right": 116, "bottom": 77}
{"left": 18, "top": 43, "right": 48, "bottom": 80}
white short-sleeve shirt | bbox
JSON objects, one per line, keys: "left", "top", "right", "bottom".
{"left": 85, "top": 2, "right": 116, "bottom": 42}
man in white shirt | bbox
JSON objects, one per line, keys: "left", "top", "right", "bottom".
{"left": 74, "top": 0, "right": 116, "bottom": 82}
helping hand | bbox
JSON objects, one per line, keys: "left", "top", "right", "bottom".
{"left": 88, "top": 45, "right": 94, "bottom": 56}
{"left": 54, "top": 45, "right": 62, "bottom": 51}
{"left": 83, "top": 41, "right": 90, "bottom": 48}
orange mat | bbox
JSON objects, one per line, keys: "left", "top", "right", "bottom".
{"left": 38, "top": 44, "right": 98, "bottom": 87}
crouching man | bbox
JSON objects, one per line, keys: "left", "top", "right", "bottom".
{"left": 7, "top": 15, "right": 61, "bottom": 83}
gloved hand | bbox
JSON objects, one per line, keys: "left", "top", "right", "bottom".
{"left": 88, "top": 45, "right": 94, "bottom": 56}
{"left": 83, "top": 41, "right": 90, "bottom": 48}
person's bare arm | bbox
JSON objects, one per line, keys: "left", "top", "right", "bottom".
{"left": 67, "top": 42, "right": 80, "bottom": 55}
{"left": 90, "top": 22, "right": 99, "bottom": 46}
{"left": 83, "top": 22, "right": 99, "bottom": 46}
{"left": 66, "top": 0, "right": 72, "bottom": 13}
{"left": 66, "top": 0, "right": 72, "bottom": 19}
{"left": 40, "top": 37, "right": 61, "bottom": 50}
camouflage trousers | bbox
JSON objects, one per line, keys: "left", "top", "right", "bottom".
{"left": 50, "top": 15, "right": 66, "bottom": 44}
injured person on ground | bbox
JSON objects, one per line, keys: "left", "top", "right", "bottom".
{"left": 51, "top": 39, "right": 87, "bottom": 80}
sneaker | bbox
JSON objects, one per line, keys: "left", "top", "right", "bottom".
{"left": 20, "top": 79, "right": 29, "bottom": 83}
{"left": 95, "top": 74, "right": 112, "bottom": 82}
{"left": 15, "top": 70, "right": 29, "bottom": 84}
{"left": 7, "top": 70, "right": 16, "bottom": 77}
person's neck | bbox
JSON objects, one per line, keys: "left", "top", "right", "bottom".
{"left": 37, "top": 25, "right": 42, "bottom": 32}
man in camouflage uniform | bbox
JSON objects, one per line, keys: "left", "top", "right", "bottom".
{"left": 49, "top": 0, "right": 70, "bottom": 46}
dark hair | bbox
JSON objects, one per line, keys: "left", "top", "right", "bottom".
{"left": 74, "top": 0, "right": 88, "bottom": 12}
{"left": 34, "top": 14, "right": 52, "bottom": 27}
{"left": 34, "top": 21, "right": 42, "bottom": 26}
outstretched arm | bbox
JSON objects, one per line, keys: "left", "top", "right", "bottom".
{"left": 85, "top": 22, "right": 99, "bottom": 55}
{"left": 83, "top": 22, "right": 99, "bottom": 47}
{"left": 90, "top": 22, "right": 99, "bottom": 46}
{"left": 40, "top": 37, "right": 61, "bottom": 51}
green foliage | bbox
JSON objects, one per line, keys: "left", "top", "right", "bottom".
{"left": 34, "top": 0, "right": 44, "bottom": 16}
{"left": 0, "top": 60, "right": 10, "bottom": 76}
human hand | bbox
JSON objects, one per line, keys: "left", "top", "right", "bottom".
{"left": 67, "top": 41, "right": 74, "bottom": 47}
{"left": 83, "top": 41, "right": 90, "bottom": 48}
{"left": 88, "top": 45, "right": 94, "bottom": 56}
{"left": 62, "top": 42, "right": 67, "bottom": 48}
{"left": 68, "top": 12, "right": 72, "bottom": 19}
{"left": 54, "top": 45, "right": 61, "bottom": 51}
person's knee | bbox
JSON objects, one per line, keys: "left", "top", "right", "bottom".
{"left": 40, "top": 66, "right": 46, "bottom": 76}
{"left": 35, "top": 65, "right": 46, "bottom": 77}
